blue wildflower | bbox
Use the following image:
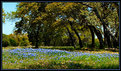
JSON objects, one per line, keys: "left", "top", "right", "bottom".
{"left": 20, "top": 61, "right": 23, "bottom": 63}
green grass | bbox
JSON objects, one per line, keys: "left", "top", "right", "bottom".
{"left": 2, "top": 46, "right": 119, "bottom": 69}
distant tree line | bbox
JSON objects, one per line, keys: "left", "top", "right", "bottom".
{"left": 2, "top": 33, "right": 30, "bottom": 47}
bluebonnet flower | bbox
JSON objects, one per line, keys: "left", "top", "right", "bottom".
{"left": 14, "top": 60, "right": 17, "bottom": 63}
{"left": 57, "top": 57, "right": 60, "bottom": 60}
{"left": 63, "top": 55, "right": 65, "bottom": 57}
{"left": 34, "top": 59, "right": 37, "bottom": 60}
{"left": 20, "top": 61, "right": 23, "bottom": 63}
{"left": 41, "top": 58, "right": 44, "bottom": 60}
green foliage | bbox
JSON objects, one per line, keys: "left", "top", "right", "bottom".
{"left": 2, "top": 34, "right": 10, "bottom": 47}
{"left": 20, "top": 40, "right": 30, "bottom": 46}
{"left": 9, "top": 38, "right": 18, "bottom": 46}
{"left": 2, "top": 9, "right": 6, "bottom": 23}
{"left": 95, "top": 39, "right": 100, "bottom": 48}
{"left": 2, "top": 39, "right": 10, "bottom": 47}
{"left": 2, "top": 34, "right": 30, "bottom": 47}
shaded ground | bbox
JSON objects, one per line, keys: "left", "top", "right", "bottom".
{"left": 20, "top": 60, "right": 119, "bottom": 69}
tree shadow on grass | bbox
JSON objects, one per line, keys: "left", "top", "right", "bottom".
{"left": 21, "top": 61, "right": 92, "bottom": 69}
{"left": 19, "top": 60, "right": 119, "bottom": 69}
{"left": 27, "top": 46, "right": 119, "bottom": 52}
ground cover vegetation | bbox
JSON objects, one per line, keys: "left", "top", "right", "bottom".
{"left": 2, "top": 48, "right": 119, "bottom": 69}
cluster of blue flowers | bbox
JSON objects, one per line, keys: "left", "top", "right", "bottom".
{"left": 3, "top": 48, "right": 119, "bottom": 63}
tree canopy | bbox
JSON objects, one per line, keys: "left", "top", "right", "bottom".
{"left": 6, "top": 2, "right": 119, "bottom": 49}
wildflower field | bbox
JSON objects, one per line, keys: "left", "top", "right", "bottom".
{"left": 2, "top": 47, "right": 119, "bottom": 69}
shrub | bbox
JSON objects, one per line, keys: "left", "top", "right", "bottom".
{"left": 2, "top": 34, "right": 10, "bottom": 47}
{"left": 9, "top": 38, "right": 19, "bottom": 46}
{"left": 2, "top": 33, "right": 30, "bottom": 47}
{"left": 2, "top": 38, "right": 10, "bottom": 47}
{"left": 20, "top": 40, "right": 30, "bottom": 46}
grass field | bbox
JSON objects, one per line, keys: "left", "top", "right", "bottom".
{"left": 2, "top": 46, "right": 119, "bottom": 69}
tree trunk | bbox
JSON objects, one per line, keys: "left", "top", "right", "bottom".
{"left": 35, "top": 30, "right": 39, "bottom": 48}
{"left": 113, "top": 26, "right": 119, "bottom": 48}
{"left": 73, "top": 29, "right": 83, "bottom": 48}
{"left": 88, "top": 26, "right": 95, "bottom": 48}
{"left": 103, "top": 25, "right": 107, "bottom": 46}
{"left": 35, "top": 25, "right": 41, "bottom": 48}
{"left": 103, "top": 26, "right": 112, "bottom": 48}
{"left": 89, "top": 25, "right": 104, "bottom": 49}
{"left": 106, "top": 30, "right": 112, "bottom": 48}
{"left": 93, "top": 8, "right": 115, "bottom": 48}
{"left": 69, "top": 21, "right": 83, "bottom": 48}
{"left": 35, "top": 38, "right": 38, "bottom": 48}
{"left": 66, "top": 27, "right": 76, "bottom": 48}
{"left": 44, "top": 39, "right": 47, "bottom": 46}
{"left": 112, "top": 31, "right": 119, "bottom": 48}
